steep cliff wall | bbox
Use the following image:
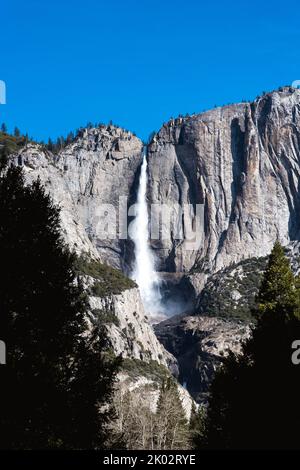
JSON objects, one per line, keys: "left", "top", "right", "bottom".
{"left": 10, "top": 126, "right": 180, "bottom": 373}
{"left": 155, "top": 314, "right": 250, "bottom": 402}
{"left": 13, "top": 125, "right": 142, "bottom": 270}
{"left": 9, "top": 89, "right": 300, "bottom": 404}
{"left": 13, "top": 88, "right": 300, "bottom": 287}
{"left": 147, "top": 87, "right": 300, "bottom": 281}
{"left": 75, "top": 257, "right": 177, "bottom": 369}
{"left": 89, "top": 285, "right": 175, "bottom": 367}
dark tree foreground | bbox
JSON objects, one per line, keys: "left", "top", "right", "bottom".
{"left": 0, "top": 166, "right": 120, "bottom": 449}
{"left": 197, "top": 241, "right": 300, "bottom": 449}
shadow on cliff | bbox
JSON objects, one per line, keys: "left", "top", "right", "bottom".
{"left": 157, "top": 274, "right": 196, "bottom": 318}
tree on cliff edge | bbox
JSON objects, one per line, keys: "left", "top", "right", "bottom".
{"left": 0, "top": 166, "right": 120, "bottom": 449}
{"left": 196, "top": 241, "right": 300, "bottom": 449}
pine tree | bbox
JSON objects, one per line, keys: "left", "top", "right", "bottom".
{"left": 47, "top": 137, "right": 54, "bottom": 151}
{"left": 1, "top": 122, "right": 7, "bottom": 133}
{"left": 0, "top": 166, "right": 120, "bottom": 449}
{"left": 197, "top": 242, "right": 300, "bottom": 449}
{"left": 190, "top": 403, "right": 205, "bottom": 446}
{"left": 14, "top": 127, "right": 21, "bottom": 138}
{"left": 294, "top": 274, "right": 300, "bottom": 319}
{"left": 56, "top": 136, "right": 65, "bottom": 150}
{"left": 66, "top": 132, "right": 75, "bottom": 145}
{"left": 154, "top": 378, "right": 190, "bottom": 450}
{"left": 256, "top": 240, "right": 297, "bottom": 317}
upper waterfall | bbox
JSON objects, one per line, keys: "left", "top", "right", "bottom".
{"left": 131, "top": 147, "right": 162, "bottom": 315}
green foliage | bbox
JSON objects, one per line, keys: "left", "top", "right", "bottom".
{"left": 197, "top": 257, "right": 267, "bottom": 322}
{"left": 1, "top": 122, "right": 7, "bottom": 133}
{"left": 0, "top": 122, "right": 137, "bottom": 161}
{"left": 294, "top": 274, "right": 300, "bottom": 319}
{"left": 190, "top": 403, "right": 206, "bottom": 446}
{"left": 121, "top": 358, "right": 170, "bottom": 383}
{"left": 14, "top": 127, "right": 21, "bottom": 138}
{"left": 45, "top": 135, "right": 70, "bottom": 153}
{"left": 0, "top": 167, "right": 120, "bottom": 449}
{"left": 0, "top": 131, "right": 28, "bottom": 170}
{"left": 45, "top": 122, "right": 136, "bottom": 154}
{"left": 92, "top": 308, "right": 120, "bottom": 327}
{"left": 197, "top": 241, "right": 300, "bottom": 449}
{"left": 155, "top": 378, "right": 190, "bottom": 449}
{"left": 75, "top": 257, "right": 136, "bottom": 297}
{"left": 256, "top": 240, "right": 297, "bottom": 317}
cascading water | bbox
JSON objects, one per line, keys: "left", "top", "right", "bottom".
{"left": 131, "top": 147, "right": 162, "bottom": 315}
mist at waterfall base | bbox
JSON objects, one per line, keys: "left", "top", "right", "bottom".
{"left": 130, "top": 152, "right": 192, "bottom": 321}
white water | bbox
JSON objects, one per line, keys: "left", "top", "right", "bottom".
{"left": 131, "top": 149, "right": 162, "bottom": 315}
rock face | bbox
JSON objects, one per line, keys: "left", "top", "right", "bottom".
{"left": 14, "top": 125, "right": 143, "bottom": 270}
{"left": 10, "top": 87, "right": 300, "bottom": 406}
{"left": 117, "top": 371, "right": 195, "bottom": 421}
{"left": 76, "top": 262, "right": 177, "bottom": 370}
{"left": 148, "top": 87, "right": 300, "bottom": 283}
{"left": 195, "top": 256, "right": 267, "bottom": 322}
{"left": 88, "top": 284, "right": 176, "bottom": 368}
{"left": 155, "top": 315, "right": 250, "bottom": 402}
{"left": 12, "top": 88, "right": 300, "bottom": 292}
{"left": 11, "top": 125, "right": 180, "bottom": 377}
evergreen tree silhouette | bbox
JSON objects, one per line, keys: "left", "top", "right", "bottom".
{"left": 0, "top": 166, "right": 120, "bottom": 449}
{"left": 1, "top": 123, "right": 7, "bottom": 133}
{"left": 196, "top": 242, "right": 300, "bottom": 449}
{"left": 154, "top": 378, "right": 190, "bottom": 449}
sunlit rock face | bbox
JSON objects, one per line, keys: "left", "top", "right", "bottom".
{"left": 9, "top": 88, "right": 300, "bottom": 403}
{"left": 13, "top": 125, "right": 143, "bottom": 270}
{"left": 88, "top": 283, "right": 175, "bottom": 367}
{"left": 117, "top": 372, "right": 195, "bottom": 421}
{"left": 147, "top": 87, "right": 300, "bottom": 282}
{"left": 13, "top": 88, "right": 300, "bottom": 290}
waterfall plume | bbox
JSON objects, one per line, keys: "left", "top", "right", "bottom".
{"left": 131, "top": 148, "right": 162, "bottom": 315}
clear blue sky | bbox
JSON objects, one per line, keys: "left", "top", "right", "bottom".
{"left": 1, "top": 0, "right": 300, "bottom": 142}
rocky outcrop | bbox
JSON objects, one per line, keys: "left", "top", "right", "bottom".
{"left": 195, "top": 256, "right": 267, "bottom": 322}
{"left": 148, "top": 87, "right": 300, "bottom": 287}
{"left": 75, "top": 259, "right": 176, "bottom": 369}
{"left": 13, "top": 125, "right": 143, "bottom": 270}
{"left": 11, "top": 126, "right": 181, "bottom": 375}
{"left": 88, "top": 284, "right": 176, "bottom": 368}
{"left": 155, "top": 314, "right": 250, "bottom": 402}
{"left": 187, "top": 242, "right": 300, "bottom": 321}
{"left": 117, "top": 371, "right": 195, "bottom": 420}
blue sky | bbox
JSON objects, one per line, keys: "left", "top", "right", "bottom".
{"left": 1, "top": 0, "right": 300, "bottom": 142}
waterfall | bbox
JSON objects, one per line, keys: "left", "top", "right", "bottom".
{"left": 131, "top": 148, "right": 162, "bottom": 315}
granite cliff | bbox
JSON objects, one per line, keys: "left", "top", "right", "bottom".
{"left": 10, "top": 125, "right": 180, "bottom": 400}
{"left": 13, "top": 88, "right": 300, "bottom": 292}
{"left": 147, "top": 86, "right": 300, "bottom": 295}
{"left": 155, "top": 315, "right": 250, "bottom": 402}
{"left": 8, "top": 86, "right": 300, "bottom": 404}
{"left": 13, "top": 124, "right": 142, "bottom": 270}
